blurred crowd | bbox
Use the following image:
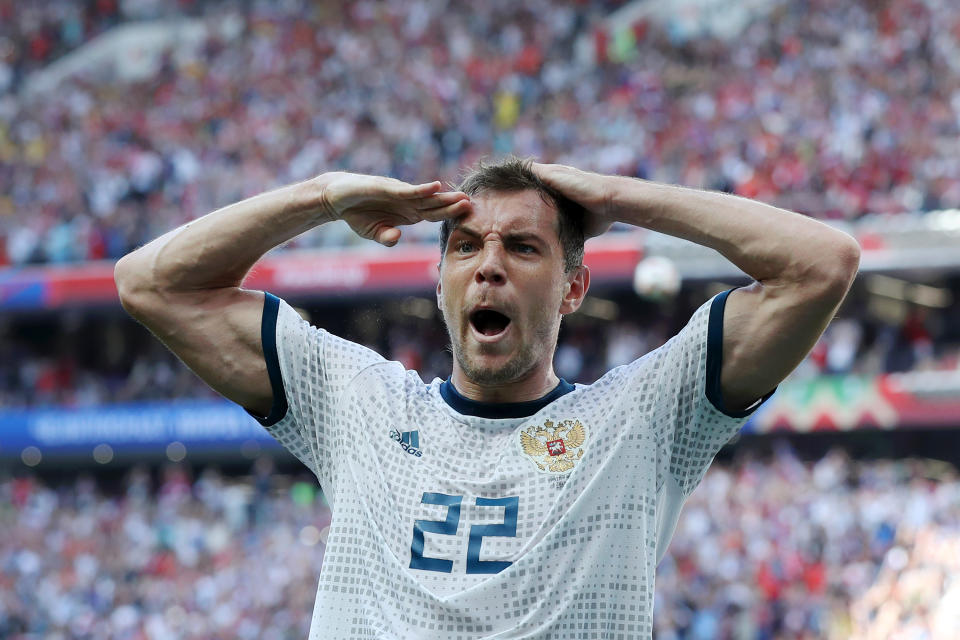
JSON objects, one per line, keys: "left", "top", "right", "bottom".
{"left": 2, "top": 285, "right": 959, "bottom": 409}
{"left": 2, "top": 0, "right": 960, "bottom": 266}
{"left": 0, "top": 0, "right": 220, "bottom": 93}
{"left": 0, "top": 459, "right": 327, "bottom": 639}
{"left": 654, "top": 447, "right": 960, "bottom": 640}
{"left": 0, "top": 0, "right": 122, "bottom": 90}
{"left": 0, "top": 317, "right": 222, "bottom": 409}
{"left": 2, "top": 449, "right": 957, "bottom": 638}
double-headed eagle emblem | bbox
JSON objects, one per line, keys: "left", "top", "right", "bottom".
{"left": 519, "top": 419, "right": 587, "bottom": 473}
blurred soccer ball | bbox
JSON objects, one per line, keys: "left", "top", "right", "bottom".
{"left": 632, "top": 256, "right": 681, "bottom": 300}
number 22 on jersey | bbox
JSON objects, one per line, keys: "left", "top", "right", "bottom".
{"left": 409, "top": 492, "right": 519, "bottom": 575}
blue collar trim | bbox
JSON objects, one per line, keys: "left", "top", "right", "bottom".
{"left": 439, "top": 378, "right": 575, "bottom": 419}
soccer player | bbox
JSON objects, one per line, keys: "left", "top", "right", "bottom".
{"left": 115, "top": 158, "right": 859, "bottom": 638}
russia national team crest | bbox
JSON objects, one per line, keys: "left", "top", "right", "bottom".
{"left": 518, "top": 419, "right": 587, "bottom": 474}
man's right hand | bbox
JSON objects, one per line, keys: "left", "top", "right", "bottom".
{"left": 318, "top": 172, "right": 472, "bottom": 246}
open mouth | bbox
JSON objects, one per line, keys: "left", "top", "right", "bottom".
{"left": 469, "top": 309, "right": 512, "bottom": 337}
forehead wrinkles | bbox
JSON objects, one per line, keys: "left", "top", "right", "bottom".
{"left": 458, "top": 192, "right": 560, "bottom": 241}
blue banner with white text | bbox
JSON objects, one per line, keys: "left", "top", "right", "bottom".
{"left": 0, "top": 400, "right": 280, "bottom": 458}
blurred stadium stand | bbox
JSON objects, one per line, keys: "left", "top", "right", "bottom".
{"left": 2, "top": 0, "right": 960, "bottom": 638}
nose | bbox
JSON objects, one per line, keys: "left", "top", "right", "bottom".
{"left": 475, "top": 244, "right": 506, "bottom": 285}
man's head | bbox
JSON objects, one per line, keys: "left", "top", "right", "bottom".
{"left": 440, "top": 157, "right": 587, "bottom": 272}
{"left": 436, "top": 157, "right": 590, "bottom": 395}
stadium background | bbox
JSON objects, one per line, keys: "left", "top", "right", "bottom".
{"left": 2, "top": 0, "right": 959, "bottom": 638}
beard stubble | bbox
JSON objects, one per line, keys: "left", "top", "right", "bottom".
{"left": 446, "top": 312, "right": 557, "bottom": 387}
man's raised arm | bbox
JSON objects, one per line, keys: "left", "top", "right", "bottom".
{"left": 532, "top": 162, "right": 860, "bottom": 412}
{"left": 114, "top": 173, "right": 470, "bottom": 416}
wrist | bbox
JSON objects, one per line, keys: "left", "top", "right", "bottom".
{"left": 607, "top": 175, "right": 659, "bottom": 227}
{"left": 306, "top": 173, "right": 340, "bottom": 224}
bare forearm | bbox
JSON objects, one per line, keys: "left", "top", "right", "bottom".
{"left": 116, "top": 178, "right": 330, "bottom": 294}
{"left": 608, "top": 177, "right": 860, "bottom": 285}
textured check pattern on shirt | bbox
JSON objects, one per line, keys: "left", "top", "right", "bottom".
{"left": 252, "top": 290, "right": 765, "bottom": 639}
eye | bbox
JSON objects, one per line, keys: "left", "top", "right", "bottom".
{"left": 515, "top": 243, "right": 536, "bottom": 254}
{"left": 455, "top": 240, "right": 476, "bottom": 254}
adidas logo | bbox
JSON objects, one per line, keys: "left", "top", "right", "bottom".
{"left": 390, "top": 429, "right": 423, "bottom": 457}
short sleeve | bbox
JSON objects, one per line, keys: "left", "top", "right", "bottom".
{"left": 247, "top": 293, "right": 385, "bottom": 483}
{"left": 651, "top": 288, "right": 774, "bottom": 496}
{"left": 634, "top": 289, "right": 775, "bottom": 561}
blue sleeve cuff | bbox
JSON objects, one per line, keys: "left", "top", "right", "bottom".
{"left": 246, "top": 292, "right": 289, "bottom": 426}
{"left": 705, "top": 288, "right": 776, "bottom": 418}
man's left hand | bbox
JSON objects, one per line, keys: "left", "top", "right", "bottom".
{"left": 531, "top": 162, "right": 615, "bottom": 237}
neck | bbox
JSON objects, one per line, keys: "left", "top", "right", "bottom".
{"left": 450, "top": 365, "right": 560, "bottom": 403}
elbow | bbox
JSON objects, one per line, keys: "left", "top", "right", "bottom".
{"left": 832, "top": 232, "right": 861, "bottom": 286}
{"left": 114, "top": 252, "right": 155, "bottom": 316}
{"left": 818, "top": 232, "right": 861, "bottom": 300}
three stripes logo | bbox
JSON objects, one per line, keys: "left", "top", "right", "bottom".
{"left": 390, "top": 429, "right": 423, "bottom": 457}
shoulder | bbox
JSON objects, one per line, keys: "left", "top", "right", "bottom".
{"left": 571, "top": 352, "right": 662, "bottom": 412}
{"left": 341, "top": 359, "right": 432, "bottom": 402}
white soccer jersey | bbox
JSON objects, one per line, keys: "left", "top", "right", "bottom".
{"left": 249, "top": 289, "right": 772, "bottom": 639}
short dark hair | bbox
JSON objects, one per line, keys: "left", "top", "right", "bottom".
{"left": 439, "top": 156, "right": 586, "bottom": 272}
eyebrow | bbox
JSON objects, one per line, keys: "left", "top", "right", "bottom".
{"left": 452, "top": 225, "right": 546, "bottom": 246}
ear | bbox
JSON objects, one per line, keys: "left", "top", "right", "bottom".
{"left": 436, "top": 265, "right": 444, "bottom": 311}
{"left": 559, "top": 265, "right": 590, "bottom": 315}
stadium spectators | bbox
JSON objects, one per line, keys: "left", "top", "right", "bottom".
{"left": 653, "top": 447, "right": 960, "bottom": 640}
{"left": 2, "top": 0, "right": 960, "bottom": 266}
{"left": 0, "top": 0, "right": 219, "bottom": 96}
{"left": 2, "top": 450, "right": 957, "bottom": 638}
{"left": 0, "top": 463, "right": 328, "bottom": 639}
{"left": 0, "top": 1, "right": 121, "bottom": 94}
{"left": 3, "top": 2, "right": 958, "bottom": 637}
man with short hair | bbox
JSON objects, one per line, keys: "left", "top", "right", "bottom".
{"left": 116, "top": 157, "right": 859, "bottom": 638}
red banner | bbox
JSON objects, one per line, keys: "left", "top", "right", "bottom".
{"left": 0, "top": 235, "right": 644, "bottom": 310}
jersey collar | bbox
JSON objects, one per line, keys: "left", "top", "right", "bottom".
{"left": 439, "top": 378, "right": 575, "bottom": 419}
